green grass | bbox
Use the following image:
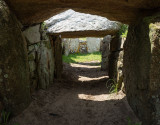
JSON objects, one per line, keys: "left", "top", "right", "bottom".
{"left": 63, "top": 52, "right": 101, "bottom": 63}
{"left": 106, "top": 79, "right": 118, "bottom": 94}
{"left": 79, "top": 38, "right": 87, "bottom": 41}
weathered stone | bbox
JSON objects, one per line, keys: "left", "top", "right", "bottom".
{"left": 101, "top": 35, "right": 111, "bottom": 71}
{"left": 22, "top": 24, "right": 55, "bottom": 91}
{"left": 38, "top": 40, "right": 55, "bottom": 89}
{"left": 62, "top": 39, "right": 70, "bottom": 56}
{"left": 23, "top": 25, "right": 41, "bottom": 44}
{"left": 0, "top": 78, "right": 3, "bottom": 82}
{"left": 40, "top": 23, "right": 49, "bottom": 41}
{"left": 29, "top": 61, "right": 36, "bottom": 72}
{"left": 67, "top": 38, "right": 79, "bottom": 53}
{"left": 30, "top": 79, "right": 38, "bottom": 93}
{"left": 63, "top": 37, "right": 102, "bottom": 55}
{"left": 28, "top": 52, "right": 36, "bottom": 61}
{"left": 0, "top": 69, "right": 2, "bottom": 75}
{"left": 117, "top": 37, "right": 125, "bottom": 88}
{"left": 108, "top": 34, "right": 121, "bottom": 82}
{"left": 123, "top": 13, "right": 160, "bottom": 125}
{"left": 4, "top": 74, "right": 8, "bottom": 79}
{"left": 5, "top": 0, "right": 160, "bottom": 25}
{"left": 0, "top": 0, "right": 31, "bottom": 115}
{"left": 87, "top": 37, "right": 101, "bottom": 53}
{"left": 45, "top": 9, "right": 121, "bottom": 38}
{"left": 79, "top": 41, "right": 87, "bottom": 53}
{"left": 50, "top": 35, "right": 63, "bottom": 79}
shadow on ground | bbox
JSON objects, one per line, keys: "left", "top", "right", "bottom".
{"left": 62, "top": 62, "right": 108, "bottom": 81}
{"left": 10, "top": 62, "right": 140, "bottom": 125}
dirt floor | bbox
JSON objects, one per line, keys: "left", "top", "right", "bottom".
{"left": 10, "top": 62, "right": 140, "bottom": 125}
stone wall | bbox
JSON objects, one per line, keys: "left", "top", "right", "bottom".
{"left": 101, "top": 35, "right": 124, "bottom": 84}
{"left": 62, "top": 38, "right": 79, "bottom": 55}
{"left": 62, "top": 37, "right": 101, "bottom": 55}
{"left": 23, "top": 24, "right": 55, "bottom": 90}
{"left": 123, "top": 13, "right": 160, "bottom": 125}
{"left": 117, "top": 38, "right": 125, "bottom": 86}
{"left": 101, "top": 35, "right": 111, "bottom": 71}
{"left": 0, "top": 0, "right": 31, "bottom": 115}
{"left": 50, "top": 35, "right": 63, "bottom": 79}
{"left": 86, "top": 37, "right": 101, "bottom": 53}
{"left": 0, "top": 1, "right": 55, "bottom": 115}
{"left": 108, "top": 33, "right": 121, "bottom": 82}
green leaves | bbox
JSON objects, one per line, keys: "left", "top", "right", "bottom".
{"left": 1, "top": 111, "right": 10, "bottom": 125}
{"left": 106, "top": 79, "right": 118, "bottom": 94}
{"left": 0, "top": 111, "right": 19, "bottom": 125}
{"left": 119, "top": 24, "right": 128, "bottom": 38}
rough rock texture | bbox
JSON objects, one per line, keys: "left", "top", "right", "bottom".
{"left": 108, "top": 34, "right": 121, "bottom": 82}
{"left": 87, "top": 38, "right": 101, "bottom": 53}
{"left": 62, "top": 39, "right": 70, "bottom": 56}
{"left": 62, "top": 38, "right": 101, "bottom": 55}
{"left": 23, "top": 25, "right": 55, "bottom": 90}
{"left": 23, "top": 25, "right": 41, "bottom": 44}
{"left": 28, "top": 44, "right": 39, "bottom": 93}
{"left": 38, "top": 41, "right": 55, "bottom": 89}
{"left": 50, "top": 35, "right": 63, "bottom": 79}
{"left": 5, "top": 0, "right": 160, "bottom": 25}
{"left": 117, "top": 37, "right": 125, "bottom": 89}
{"left": 123, "top": 13, "right": 160, "bottom": 125}
{"left": 62, "top": 38, "right": 80, "bottom": 55}
{"left": 0, "top": 0, "right": 31, "bottom": 115}
{"left": 101, "top": 35, "right": 111, "bottom": 71}
{"left": 78, "top": 41, "right": 88, "bottom": 54}
{"left": 45, "top": 9, "right": 121, "bottom": 38}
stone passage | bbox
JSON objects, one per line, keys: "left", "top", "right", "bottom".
{"left": 124, "top": 13, "right": 160, "bottom": 125}
{"left": 9, "top": 62, "right": 140, "bottom": 125}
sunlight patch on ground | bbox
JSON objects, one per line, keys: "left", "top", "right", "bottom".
{"left": 78, "top": 93, "right": 125, "bottom": 101}
{"left": 70, "top": 63, "right": 100, "bottom": 69}
{"left": 78, "top": 75, "right": 108, "bottom": 81}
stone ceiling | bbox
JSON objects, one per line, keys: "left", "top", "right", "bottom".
{"left": 5, "top": 0, "right": 160, "bottom": 25}
{"left": 45, "top": 9, "right": 121, "bottom": 38}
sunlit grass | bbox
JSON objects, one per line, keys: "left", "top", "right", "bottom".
{"left": 63, "top": 52, "right": 101, "bottom": 63}
{"left": 79, "top": 37, "right": 87, "bottom": 41}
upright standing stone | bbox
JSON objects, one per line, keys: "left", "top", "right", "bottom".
{"left": 101, "top": 35, "right": 111, "bottom": 71}
{"left": 108, "top": 33, "right": 121, "bottom": 82}
{"left": 50, "top": 35, "right": 63, "bottom": 79}
{"left": 124, "top": 13, "right": 160, "bottom": 125}
{"left": 38, "top": 41, "right": 55, "bottom": 89}
{"left": 0, "top": 0, "right": 31, "bottom": 114}
{"left": 62, "top": 39, "right": 70, "bottom": 56}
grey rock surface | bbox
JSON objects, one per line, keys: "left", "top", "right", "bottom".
{"left": 101, "top": 35, "right": 111, "bottom": 71}
{"left": 45, "top": 9, "right": 121, "bottom": 34}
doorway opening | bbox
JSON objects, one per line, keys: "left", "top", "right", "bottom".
{"left": 62, "top": 37, "right": 108, "bottom": 83}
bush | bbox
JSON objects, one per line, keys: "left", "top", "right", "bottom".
{"left": 119, "top": 24, "right": 128, "bottom": 38}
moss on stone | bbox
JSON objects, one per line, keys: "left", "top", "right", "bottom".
{"left": 4, "top": 74, "right": 8, "bottom": 78}
{"left": 43, "top": 41, "right": 51, "bottom": 49}
{"left": 28, "top": 54, "right": 35, "bottom": 61}
{"left": 143, "top": 13, "right": 160, "bottom": 24}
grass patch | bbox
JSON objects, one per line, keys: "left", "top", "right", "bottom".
{"left": 79, "top": 38, "right": 87, "bottom": 41}
{"left": 63, "top": 52, "right": 101, "bottom": 64}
